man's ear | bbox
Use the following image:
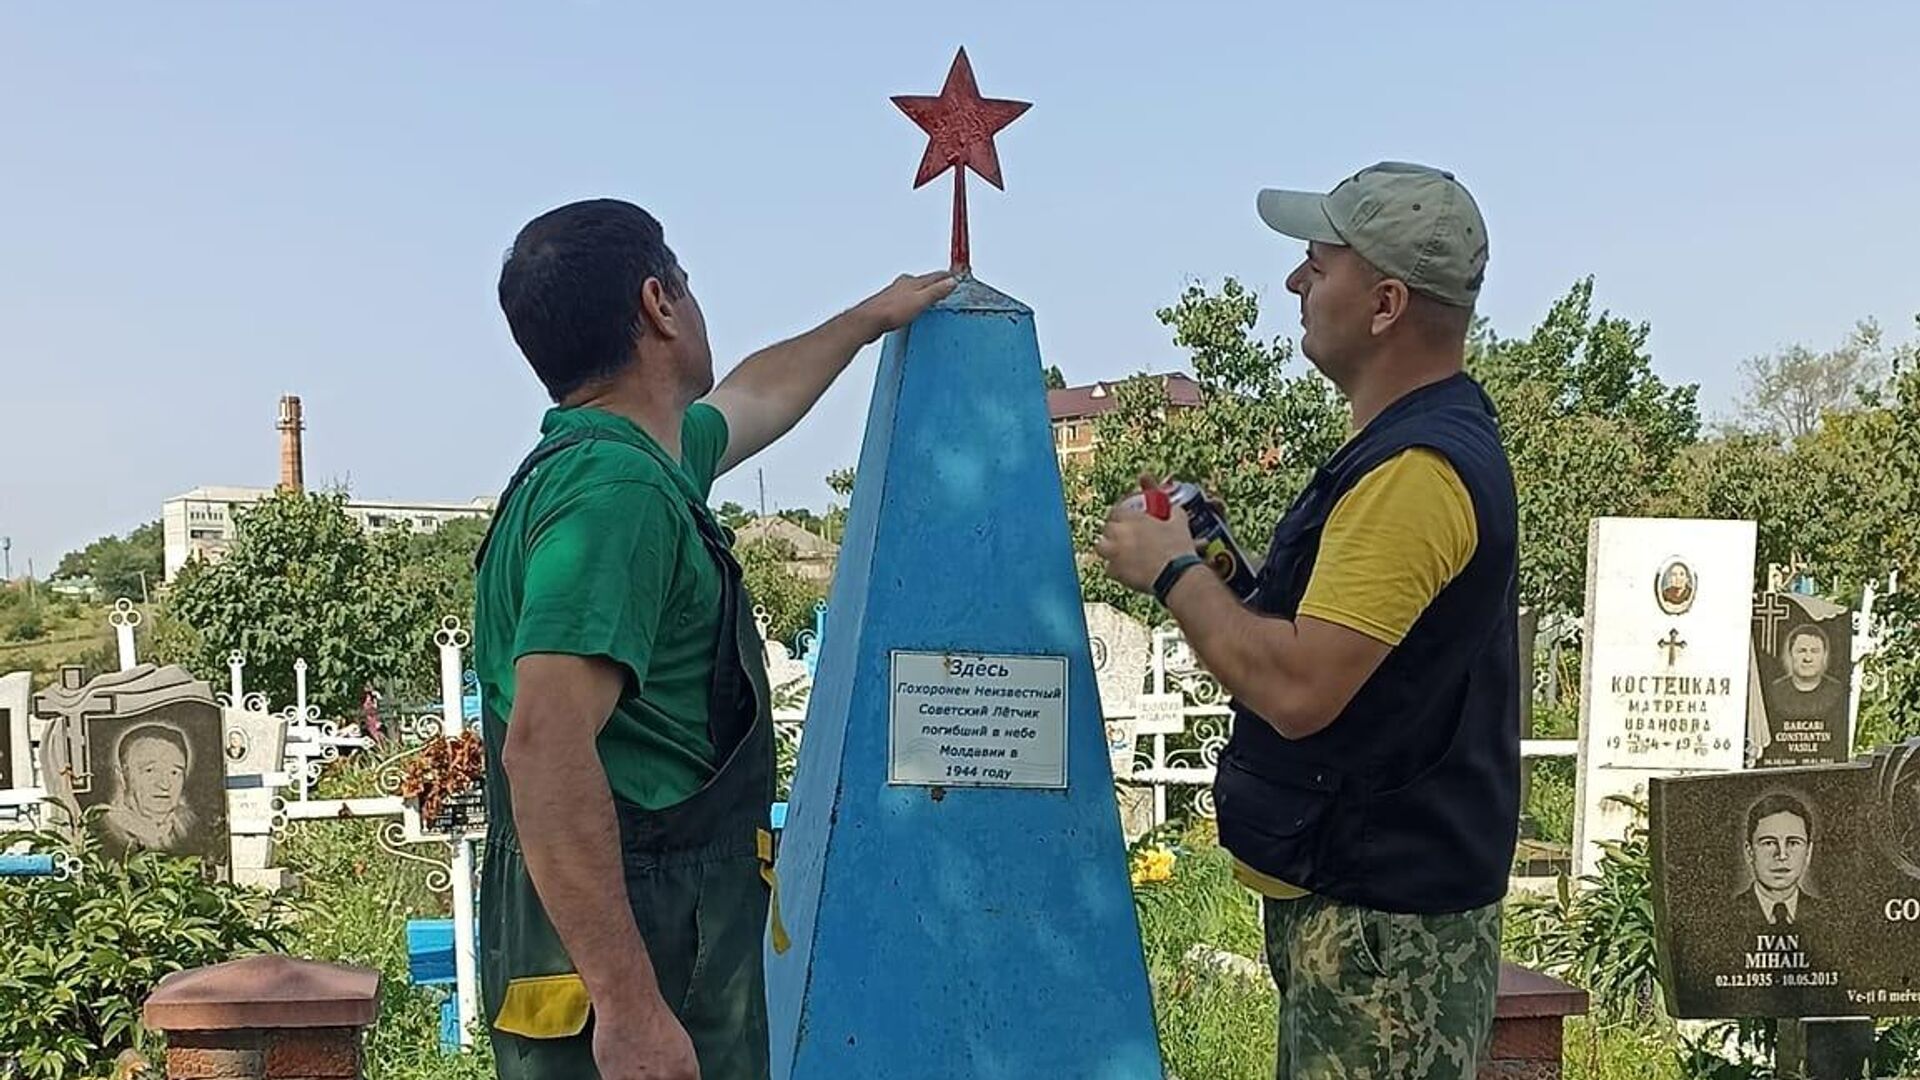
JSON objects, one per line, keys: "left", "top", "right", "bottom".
{"left": 1370, "top": 279, "right": 1410, "bottom": 337}
{"left": 637, "top": 277, "right": 682, "bottom": 342}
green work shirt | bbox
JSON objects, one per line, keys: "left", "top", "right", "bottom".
{"left": 474, "top": 403, "right": 731, "bottom": 811}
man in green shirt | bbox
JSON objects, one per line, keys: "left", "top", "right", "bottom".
{"left": 474, "top": 198, "right": 952, "bottom": 1080}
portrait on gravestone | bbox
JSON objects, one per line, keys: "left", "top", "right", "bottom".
{"left": 34, "top": 665, "right": 231, "bottom": 871}
{"left": 1656, "top": 556, "right": 1697, "bottom": 615}
{"left": 1730, "top": 791, "right": 1823, "bottom": 931}
{"left": 224, "top": 727, "right": 249, "bottom": 763}
{"left": 1651, "top": 760, "right": 1920, "bottom": 1019}
{"left": 1876, "top": 740, "right": 1920, "bottom": 882}
{"left": 1749, "top": 593, "right": 1852, "bottom": 768}
{"left": 86, "top": 707, "right": 228, "bottom": 861}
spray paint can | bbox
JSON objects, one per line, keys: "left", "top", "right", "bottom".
{"left": 1128, "top": 479, "right": 1259, "bottom": 600}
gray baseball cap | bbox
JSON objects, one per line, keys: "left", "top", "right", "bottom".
{"left": 1257, "top": 161, "right": 1488, "bottom": 308}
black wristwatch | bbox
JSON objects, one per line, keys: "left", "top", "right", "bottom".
{"left": 1152, "top": 553, "right": 1206, "bottom": 606}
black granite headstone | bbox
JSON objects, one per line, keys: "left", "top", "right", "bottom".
{"left": 1650, "top": 739, "right": 1920, "bottom": 1018}
{"left": 1749, "top": 593, "right": 1853, "bottom": 768}
{"left": 34, "top": 664, "right": 231, "bottom": 873}
{"left": 0, "top": 706, "right": 13, "bottom": 791}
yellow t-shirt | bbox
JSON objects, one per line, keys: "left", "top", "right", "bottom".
{"left": 1232, "top": 447, "right": 1478, "bottom": 899}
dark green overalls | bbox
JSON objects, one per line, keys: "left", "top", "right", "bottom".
{"left": 474, "top": 430, "right": 781, "bottom": 1079}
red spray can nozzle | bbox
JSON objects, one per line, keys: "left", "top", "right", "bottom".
{"left": 1139, "top": 478, "right": 1172, "bottom": 520}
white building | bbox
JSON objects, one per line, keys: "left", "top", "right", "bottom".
{"left": 162, "top": 486, "right": 496, "bottom": 581}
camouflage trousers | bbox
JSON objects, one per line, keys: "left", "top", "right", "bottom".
{"left": 1262, "top": 894, "right": 1502, "bottom": 1080}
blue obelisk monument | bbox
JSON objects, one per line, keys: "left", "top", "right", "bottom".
{"left": 763, "top": 270, "right": 1165, "bottom": 1078}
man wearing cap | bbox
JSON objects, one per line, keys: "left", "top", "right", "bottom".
{"left": 1096, "top": 162, "right": 1519, "bottom": 1078}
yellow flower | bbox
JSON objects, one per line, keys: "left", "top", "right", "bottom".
{"left": 1130, "top": 845, "right": 1176, "bottom": 885}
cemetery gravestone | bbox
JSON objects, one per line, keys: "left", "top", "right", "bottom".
{"left": 1574, "top": 517, "right": 1755, "bottom": 879}
{"left": 34, "top": 663, "right": 231, "bottom": 874}
{"left": 1649, "top": 737, "right": 1920, "bottom": 1020}
{"left": 1085, "top": 602, "right": 1156, "bottom": 838}
{"left": 1749, "top": 592, "right": 1853, "bottom": 768}
{"left": 1084, "top": 601, "right": 1152, "bottom": 720}
{"left": 223, "top": 706, "right": 290, "bottom": 890}
{"left": 1, "top": 671, "right": 31, "bottom": 796}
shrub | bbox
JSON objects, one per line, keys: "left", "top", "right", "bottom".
{"left": 1503, "top": 798, "right": 1659, "bottom": 1026}
{"left": 1132, "top": 822, "right": 1275, "bottom": 1080}
{"left": 275, "top": 756, "right": 494, "bottom": 1079}
{"left": 0, "top": 821, "right": 298, "bottom": 1078}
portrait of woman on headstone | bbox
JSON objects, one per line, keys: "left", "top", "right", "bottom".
{"left": 1656, "top": 558, "right": 1697, "bottom": 615}
{"left": 99, "top": 721, "right": 200, "bottom": 855}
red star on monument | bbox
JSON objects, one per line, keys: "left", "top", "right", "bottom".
{"left": 892, "top": 48, "right": 1030, "bottom": 273}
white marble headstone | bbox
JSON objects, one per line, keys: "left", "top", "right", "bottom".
{"left": 223, "top": 706, "right": 289, "bottom": 889}
{"left": 763, "top": 637, "right": 813, "bottom": 704}
{"left": 1574, "top": 517, "right": 1756, "bottom": 879}
{"left": 1083, "top": 602, "right": 1151, "bottom": 718}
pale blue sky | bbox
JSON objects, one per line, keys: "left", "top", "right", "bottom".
{"left": 3, "top": 3, "right": 1917, "bottom": 575}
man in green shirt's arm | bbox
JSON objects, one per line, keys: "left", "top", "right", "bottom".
{"left": 478, "top": 198, "right": 951, "bottom": 1080}
{"left": 704, "top": 271, "right": 953, "bottom": 476}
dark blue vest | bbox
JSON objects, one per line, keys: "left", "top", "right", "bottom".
{"left": 1212, "top": 371, "right": 1521, "bottom": 915}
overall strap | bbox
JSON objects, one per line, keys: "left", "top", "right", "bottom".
{"left": 686, "top": 506, "right": 753, "bottom": 758}
{"left": 472, "top": 429, "right": 600, "bottom": 572}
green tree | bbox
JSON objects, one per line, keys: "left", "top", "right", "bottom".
{"left": 1469, "top": 278, "right": 1702, "bottom": 615}
{"left": 1734, "top": 319, "right": 1889, "bottom": 439}
{"left": 1064, "top": 278, "right": 1347, "bottom": 618}
{"left": 154, "top": 491, "right": 472, "bottom": 717}
{"left": 53, "top": 520, "right": 163, "bottom": 601}
{"left": 716, "top": 501, "right": 754, "bottom": 530}
{"left": 1043, "top": 364, "right": 1067, "bottom": 390}
{"left": 737, "top": 537, "right": 826, "bottom": 645}
{"left": 825, "top": 467, "right": 857, "bottom": 499}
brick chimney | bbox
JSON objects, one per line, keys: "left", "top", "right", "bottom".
{"left": 276, "top": 395, "right": 305, "bottom": 492}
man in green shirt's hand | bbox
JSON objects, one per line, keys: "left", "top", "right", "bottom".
{"left": 473, "top": 198, "right": 953, "bottom": 1080}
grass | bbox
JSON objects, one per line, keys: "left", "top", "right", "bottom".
{"left": 1563, "top": 1018, "right": 1691, "bottom": 1080}
{"left": 0, "top": 596, "right": 115, "bottom": 685}
{"left": 271, "top": 762, "right": 1869, "bottom": 1080}
{"left": 1133, "top": 822, "right": 1276, "bottom": 1080}
{"left": 275, "top": 757, "right": 495, "bottom": 1080}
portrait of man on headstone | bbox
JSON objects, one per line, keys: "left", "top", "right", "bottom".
{"left": 1736, "top": 792, "right": 1820, "bottom": 929}
{"left": 1750, "top": 594, "right": 1854, "bottom": 767}
{"left": 1769, "top": 626, "right": 1846, "bottom": 720}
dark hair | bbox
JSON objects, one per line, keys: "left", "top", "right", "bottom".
{"left": 497, "top": 199, "right": 684, "bottom": 402}
{"left": 1783, "top": 624, "right": 1829, "bottom": 653}
{"left": 1747, "top": 792, "right": 1813, "bottom": 844}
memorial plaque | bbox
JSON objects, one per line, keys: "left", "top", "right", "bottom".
{"left": 1749, "top": 592, "right": 1853, "bottom": 768}
{"left": 888, "top": 651, "right": 1067, "bottom": 789}
{"left": 1650, "top": 740, "right": 1920, "bottom": 1018}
